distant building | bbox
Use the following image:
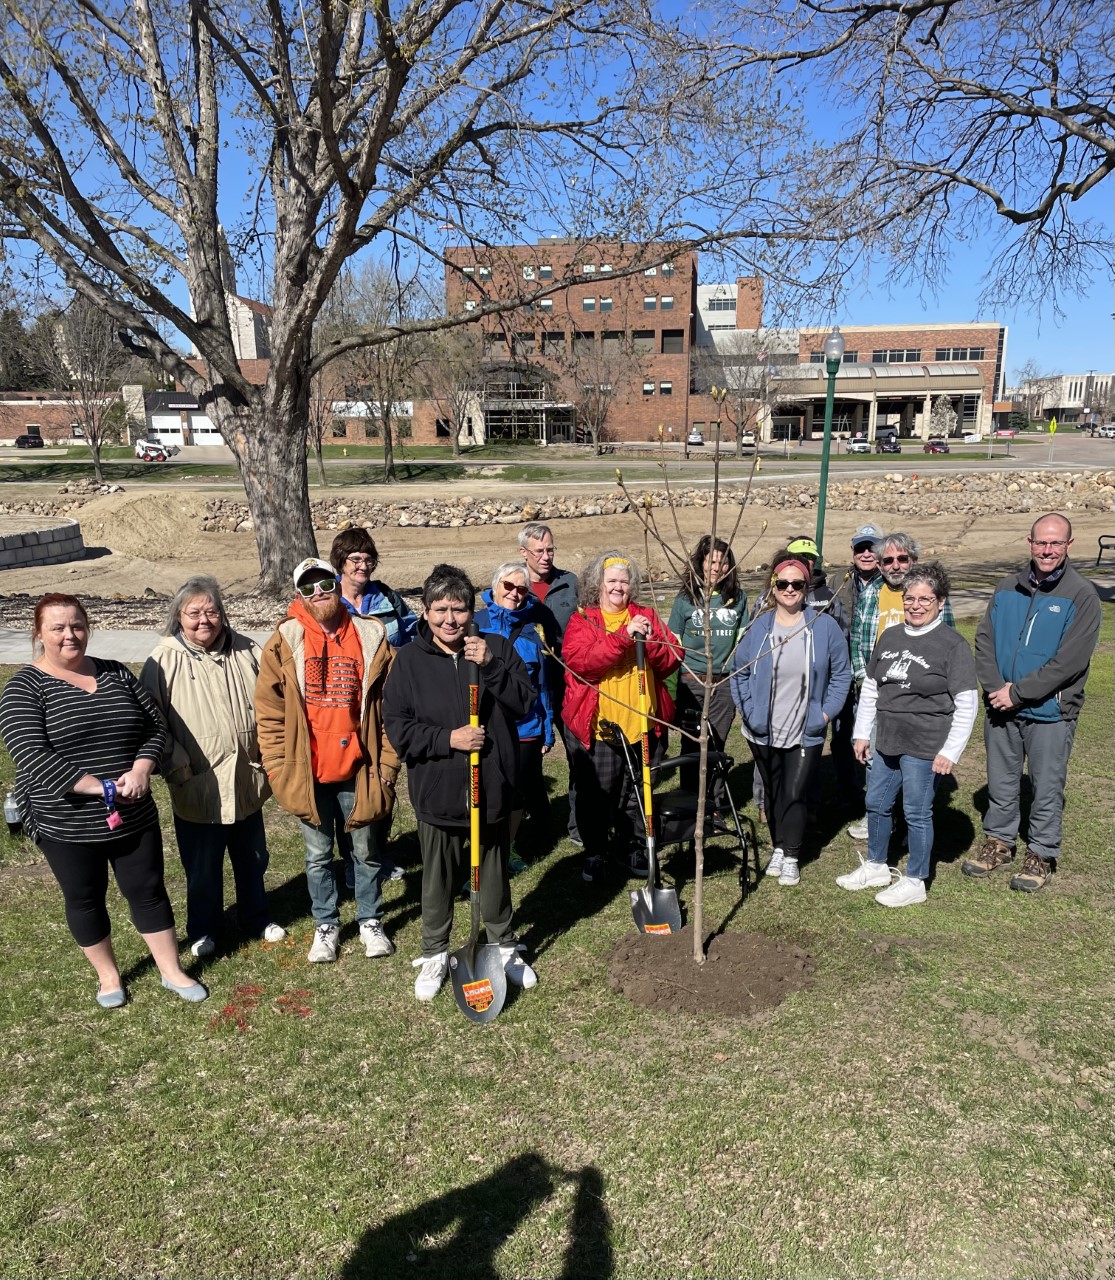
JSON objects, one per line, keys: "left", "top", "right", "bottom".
{"left": 1011, "top": 371, "right": 1114, "bottom": 425}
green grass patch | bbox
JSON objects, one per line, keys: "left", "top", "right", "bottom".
{"left": 0, "top": 613, "right": 1112, "bottom": 1277}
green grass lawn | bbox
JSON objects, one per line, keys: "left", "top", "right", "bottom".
{"left": 0, "top": 614, "right": 1111, "bottom": 1279}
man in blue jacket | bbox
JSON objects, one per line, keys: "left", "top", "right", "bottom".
{"left": 965, "top": 513, "right": 1101, "bottom": 892}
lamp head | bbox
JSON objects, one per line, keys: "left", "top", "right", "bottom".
{"left": 823, "top": 326, "right": 845, "bottom": 371}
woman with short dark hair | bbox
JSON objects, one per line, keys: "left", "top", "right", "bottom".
{"left": 330, "top": 527, "right": 417, "bottom": 647}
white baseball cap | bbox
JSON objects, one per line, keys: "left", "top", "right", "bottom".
{"left": 292, "top": 557, "right": 336, "bottom": 589}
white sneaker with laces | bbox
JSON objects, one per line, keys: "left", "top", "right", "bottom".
{"left": 412, "top": 952, "right": 449, "bottom": 1001}
{"left": 359, "top": 918, "right": 395, "bottom": 958}
{"left": 190, "top": 935, "right": 216, "bottom": 958}
{"left": 777, "top": 857, "right": 800, "bottom": 886}
{"left": 307, "top": 923, "right": 341, "bottom": 963}
{"left": 875, "top": 874, "right": 927, "bottom": 908}
{"left": 765, "top": 847, "right": 785, "bottom": 878}
{"left": 262, "top": 923, "right": 287, "bottom": 943}
{"left": 500, "top": 943, "right": 538, "bottom": 989}
{"left": 847, "top": 819, "right": 870, "bottom": 841}
{"left": 835, "top": 857, "right": 891, "bottom": 891}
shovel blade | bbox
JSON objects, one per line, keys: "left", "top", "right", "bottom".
{"left": 449, "top": 943, "right": 508, "bottom": 1023}
{"left": 630, "top": 885, "right": 683, "bottom": 935}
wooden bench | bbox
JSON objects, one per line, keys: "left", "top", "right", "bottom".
{"left": 1096, "top": 534, "right": 1115, "bottom": 567}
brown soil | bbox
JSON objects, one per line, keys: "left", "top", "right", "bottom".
{"left": 607, "top": 927, "right": 815, "bottom": 1016}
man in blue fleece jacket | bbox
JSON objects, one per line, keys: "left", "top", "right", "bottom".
{"left": 965, "top": 513, "right": 1101, "bottom": 892}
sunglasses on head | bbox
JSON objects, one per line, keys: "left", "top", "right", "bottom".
{"left": 881, "top": 554, "right": 911, "bottom": 566}
{"left": 774, "top": 578, "right": 807, "bottom": 591}
{"left": 296, "top": 577, "right": 338, "bottom": 598}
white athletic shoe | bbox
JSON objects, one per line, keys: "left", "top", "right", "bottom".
{"left": 412, "top": 952, "right": 449, "bottom": 1001}
{"left": 190, "top": 935, "right": 216, "bottom": 958}
{"left": 359, "top": 919, "right": 395, "bottom": 958}
{"left": 765, "top": 847, "right": 785, "bottom": 878}
{"left": 262, "top": 923, "right": 287, "bottom": 943}
{"left": 835, "top": 857, "right": 891, "bottom": 891}
{"left": 307, "top": 923, "right": 341, "bottom": 963}
{"left": 875, "top": 874, "right": 927, "bottom": 908}
{"left": 500, "top": 944, "right": 538, "bottom": 989}
{"left": 777, "top": 857, "right": 800, "bottom": 886}
{"left": 847, "top": 819, "right": 870, "bottom": 841}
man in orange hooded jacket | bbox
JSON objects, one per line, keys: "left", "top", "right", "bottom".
{"left": 256, "top": 558, "right": 399, "bottom": 964}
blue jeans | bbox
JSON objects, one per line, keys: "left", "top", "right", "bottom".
{"left": 174, "top": 810, "right": 270, "bottom": 943}
{"left": 300, "top": 780, "right": 384, "bottom": 926}
{"left": 865, "top": 752, "right": 938, "bottom": 881}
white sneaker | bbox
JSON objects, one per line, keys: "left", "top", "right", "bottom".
{"left": 835, "top": 857, "right": 891, "bottom": 891}
{"left": 307, "top": 923, "right": 341, "bottom": 963}
{"left": 778, "top": 858, "right": 800, "bottom": 886}
{"left": 765, "top": 847, "right": 785, "bottom": 878}
{"left": 190, "top": 935, "right": 216, "bottom": 958}
{"left": 875, "top": 874, "right": 927, "bottom": 908}
{"left": 847, "top": 819, "right": 869, "bottom": 841}
{"left": 412, "top": 952, "right": 448, "bottom": 1001}
{"left": 262, "top": 923, "right": 287, "bottom": 943}
{"left": 359, "top": 919, "right": 395, "bottom": 958}
{"left": 500, "top": 944, "right": 538, "bottom": 989}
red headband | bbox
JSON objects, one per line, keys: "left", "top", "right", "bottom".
{"left": 772, "top": 557, "right": 811, "bottom": 582}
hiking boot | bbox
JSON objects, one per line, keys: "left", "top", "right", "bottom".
{"left": 581, "top": 854, "right": 606, "bottom": 883}
{"left": 358, "top": 919, "right": 394, "bottom": 958}
{"left": 777, "top": 857, "right": 800, "bottom": 887}
{"left": 412, "top": 952, "right": 448, "bottom": 1001}
{"left": 1010, "top": 850, "right": 1053, "bottom": 893}
{"left": 835, "top": 856, "right": 891, "bottom": 891}
{"left": 500, "top": 943, "right": 538, "bottom": 989}
{"left": 765, "top": 847, "right": 784, "bottom": 878}
{"left": 847, "top": 818, "right": 869, "bottom": 841}
{"left": 189, "top": 935, "right": 216, "bottom": 959}
{"left": 961, "top": 836, "right": 1015, "bottom": 878}
{"left": 307, "top": 923, "right": 341, "bottom": 963}
{"left": 875, "top": 874, "right": 927, "bottom": 908}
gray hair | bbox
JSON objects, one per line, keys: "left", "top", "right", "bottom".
{"left": 579, "top": 550, "right": 642, "bottom": 608}
{"left": 164, "top": 576, "right": 229, "bottom": 637}
{"left": 873, "top": 531, "right": 921, "bottom": 561}
{"left": 517, "top": 522, "right": 553, "bottom": 549}
{"left": 491, "top": 561, "right": 530, "bottom": 594}
{"left": 902, "top": 561, "right": 950, "bottom": 601}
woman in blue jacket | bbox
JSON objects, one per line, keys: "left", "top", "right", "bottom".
{"left": 731, "top": 550, "right": 851, "bottom": 887}
{"left": 475, "top": 562, "right": 558, "bottom": 872}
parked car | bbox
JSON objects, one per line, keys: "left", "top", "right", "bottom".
{"left": 1097, "top": 424, "right": 1115, "bottom": 439}
{"left": 923, "top": 439, "right": 950, "bottom": 454}
{"left": 686, "top": 429, "right": 704, "bottom": 446}
{"left": 739, "top": 430, "right": 756, "bottom": 447}
{"left": 14, "top": 434, "right": 45, "bottom": 449}
{"left": 847, "top": 437, "right": 872, "bottom": 454}
{"left": 875, "top": 435, "right": 901, "bottom": 454}
{"left": 134, "top": 439, "right": 169, "bottom": 461}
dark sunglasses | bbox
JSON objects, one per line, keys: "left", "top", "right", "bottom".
{"left": 881, "top": 554, "right": 912, "bottom": 566}
{"left": 296, "top": 578, "right": 338, "bottom": 597}
{"left": 500, "top": 580, "right": 530, "bottom": 595}
{"left": 774, "top": 578, "right": 807, "bottom": 591}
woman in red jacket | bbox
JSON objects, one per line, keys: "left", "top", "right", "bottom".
{"left": 562, "top": 550, "right": 682, "bottom": 882}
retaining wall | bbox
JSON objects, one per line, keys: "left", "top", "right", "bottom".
{"left": 0, "top": 519, "right": 85, "bottom": 569}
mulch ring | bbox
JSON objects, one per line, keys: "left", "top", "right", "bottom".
{"left": 607, "top": 927, "right": 815, "bottom": 1016}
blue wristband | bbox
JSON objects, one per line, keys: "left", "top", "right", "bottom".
{"left": 101, "top": 779, "right": 117, "bottom": 808}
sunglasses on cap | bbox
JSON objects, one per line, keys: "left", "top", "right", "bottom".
{"left": 773, "top": 578, "right": 807, "bottom": 591}
{"left": 296, "top": 577, "right": 338, "bottom": 597}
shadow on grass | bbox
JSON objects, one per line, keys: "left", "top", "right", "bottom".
{"left": 340, "top": 1153, "right": 612, "bottom": 1280}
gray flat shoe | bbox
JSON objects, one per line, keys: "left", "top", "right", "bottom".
{"left": 161, "top": 977, "right": 209, "bottom": 1003}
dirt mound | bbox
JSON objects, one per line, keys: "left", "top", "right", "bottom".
{"left": 607, "top": 928, "right": 815, "bottom": 1015}
{"left": 75, "top": 491, "right": 210, "bottom": 559}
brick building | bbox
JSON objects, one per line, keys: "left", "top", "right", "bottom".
{"left": 0, "top": 391, "right": 95, "bottom": 445}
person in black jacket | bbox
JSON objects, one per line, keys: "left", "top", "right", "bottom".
{"left": 383, "top": 564, "right": 539, "bottom": 1003}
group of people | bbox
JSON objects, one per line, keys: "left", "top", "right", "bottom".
{"left": 0, "top": 511, "right": 1100, "bottom": 1011}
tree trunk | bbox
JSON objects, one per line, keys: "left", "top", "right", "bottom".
{"left": 91, "top": 441, "right": 104, "bottom": 485}
{"left": 382, "top": 419, "right": 396, "bottom": 481}
{"left": 451, "top": 420, "right": 461, "bottom": 456}
{"left": 313, "top": 435, "right": 327, "bottom": 487}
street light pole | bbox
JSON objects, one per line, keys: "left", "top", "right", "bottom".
{"left": 813, "top": 325, "right": 845, "bottom": 557}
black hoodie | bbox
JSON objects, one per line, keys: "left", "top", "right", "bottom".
{"left": 382, "top": 620, "right": 534, "bottom": 825}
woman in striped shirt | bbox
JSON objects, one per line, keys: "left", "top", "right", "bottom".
{"left": 0, "top": 594, "right": 207, "bottom": 1008}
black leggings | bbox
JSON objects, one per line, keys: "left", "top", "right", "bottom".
{"left": 38, "top": 826, "right": 175, "bottom": 947}
{"left": 748, "top": 742, "right": 822, "bottom": 857}
{"left": 515, "top": 738, "right": 551, "bottom": 828}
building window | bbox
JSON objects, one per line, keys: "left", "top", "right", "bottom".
{"left": 463, "top": 300, "right": 476, "bottom": 312}
{"left": 810, "top": 350, "right": 859, "bottom": 364}
{"left": 632, "top": 329, "right": 655, "bottom": 352}
{"left": 397, "top": 419, "right": 412, "bottom": 439}
{"left": 462, "top": 266, "right": 475, "bottom": 276}
{"left": 523, "top": 266, "right": 535, "bottom": 280}
{"left": 599, "top": 297, "right": 613, "bottom": 312}
{"left": 661, "top": 329, "right": 684, "bottom": 355}
{"left": 600, "top": 263, "right": 613, "bottom": 273}
{"left": 935, "top": 346, "right": 986, "bottom": 361}
{"left": 477, "top": 266, "right": 491, "bottom": 280}
{"left": 962, "top": 394, "right": 980, "bottom": 422}
{"left": 642, "top": 381, "right": 655, "bottom": 396}
{"left": 573, "top": 331, "right": 595, "bottom": 353}
{"left": 582, "top": 298, "right": 596, "bottom": 312}
{"left": 707, "top": 323, "right": 734, "bottom": 331}
{"left": 707, "top": 297, "right": 735, "bottom": 312}
{"left": 872, "top": 349, "right": 922, "bottom": 363}
{"left": 542, "top": 332, "right": 566, "bottom": 356}
{"left": 331, "top": 422, "right": 348, "bottom": 438}
{"left": 601, "top": 330, "right": 624, "bottom": 351}
{"left": 539, "top": 298, "right": 553, "bottom": 311}
{"left": 644, "top": 266, "right": 657, "bottom": 276}
{"left": 514, "top": 332, "right": 536, "bottom": 356}
{"left": 539, "top": 265, "right": 553, "bottom": 280}
{"left": 643, "top": 297, "right": 657, "bottom": 311}
{"left": 661, "top": 263, "right": 675, "bottom": 277}
{"left": 363, "top": 421, "right": 381, "bottom": 439}
{"left": 659, "top": 381, "right": 673, "bottom": 396}
{"left": 582, "top": 264, "right": 596, "bottom": 274}
{"left": 660, "top": 296, "right": 674, "bottom": 310}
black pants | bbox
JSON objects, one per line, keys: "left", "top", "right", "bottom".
{"left": 674, "top": 672, "right": 735, "bottom": 805}
{"left": 829, "top": 684, "right": 860, "bottom": 801}
{"left": 418, "top": 821, "right": 514, "bottom": 955}
{"left": 515, "top": 738, "right": 551, "bottom": 835}
{"left": 748, "top": 742, "right": 822, "bottom": 858}
{"left": 572, "top": 732, "right": 666, "bottom": 861}
{"left": 38, "top": 826, "right": 175, "bottom": 947}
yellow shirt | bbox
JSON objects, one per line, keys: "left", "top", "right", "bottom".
{"left": 593, "top": 609, "right": 655, "bottom": 745}
{"left": 875, "top": 583, "right": 905, "bottom": 646}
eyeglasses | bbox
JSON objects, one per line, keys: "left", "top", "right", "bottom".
{"left": 526, "top": 545, "right": 555, "bottom": 557}
{"left": 903, "top": 596, "right": 937, "bottom": 608}
{"left": 1028, "top": 539, "right": 1068, "bottom": 550}
{"left": 345, "top": 555, "right": 375, "bottom": 566}
{"left": 881, "top": 554, "right": 912, "bottom": 566}
{"left": 182, "top": 609, "right": 221, "bottom": 622}
{"left": 773, "top": 578, "right": 807, "bottom": 591}
{"left": 296, "top": 578, "right": 338, "bottom": 598}
{"left": 852, "top": 544, "right": 877, "bottom": 556}
{"left": 500, "top": 580, "right": 530, "bottom": 596}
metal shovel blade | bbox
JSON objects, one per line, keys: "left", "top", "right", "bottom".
{"left": 450, "top": 939, "right": 508, "bottom": 1023}
{"left": 630, "top": 884, "right": 682, "bottom": 935}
